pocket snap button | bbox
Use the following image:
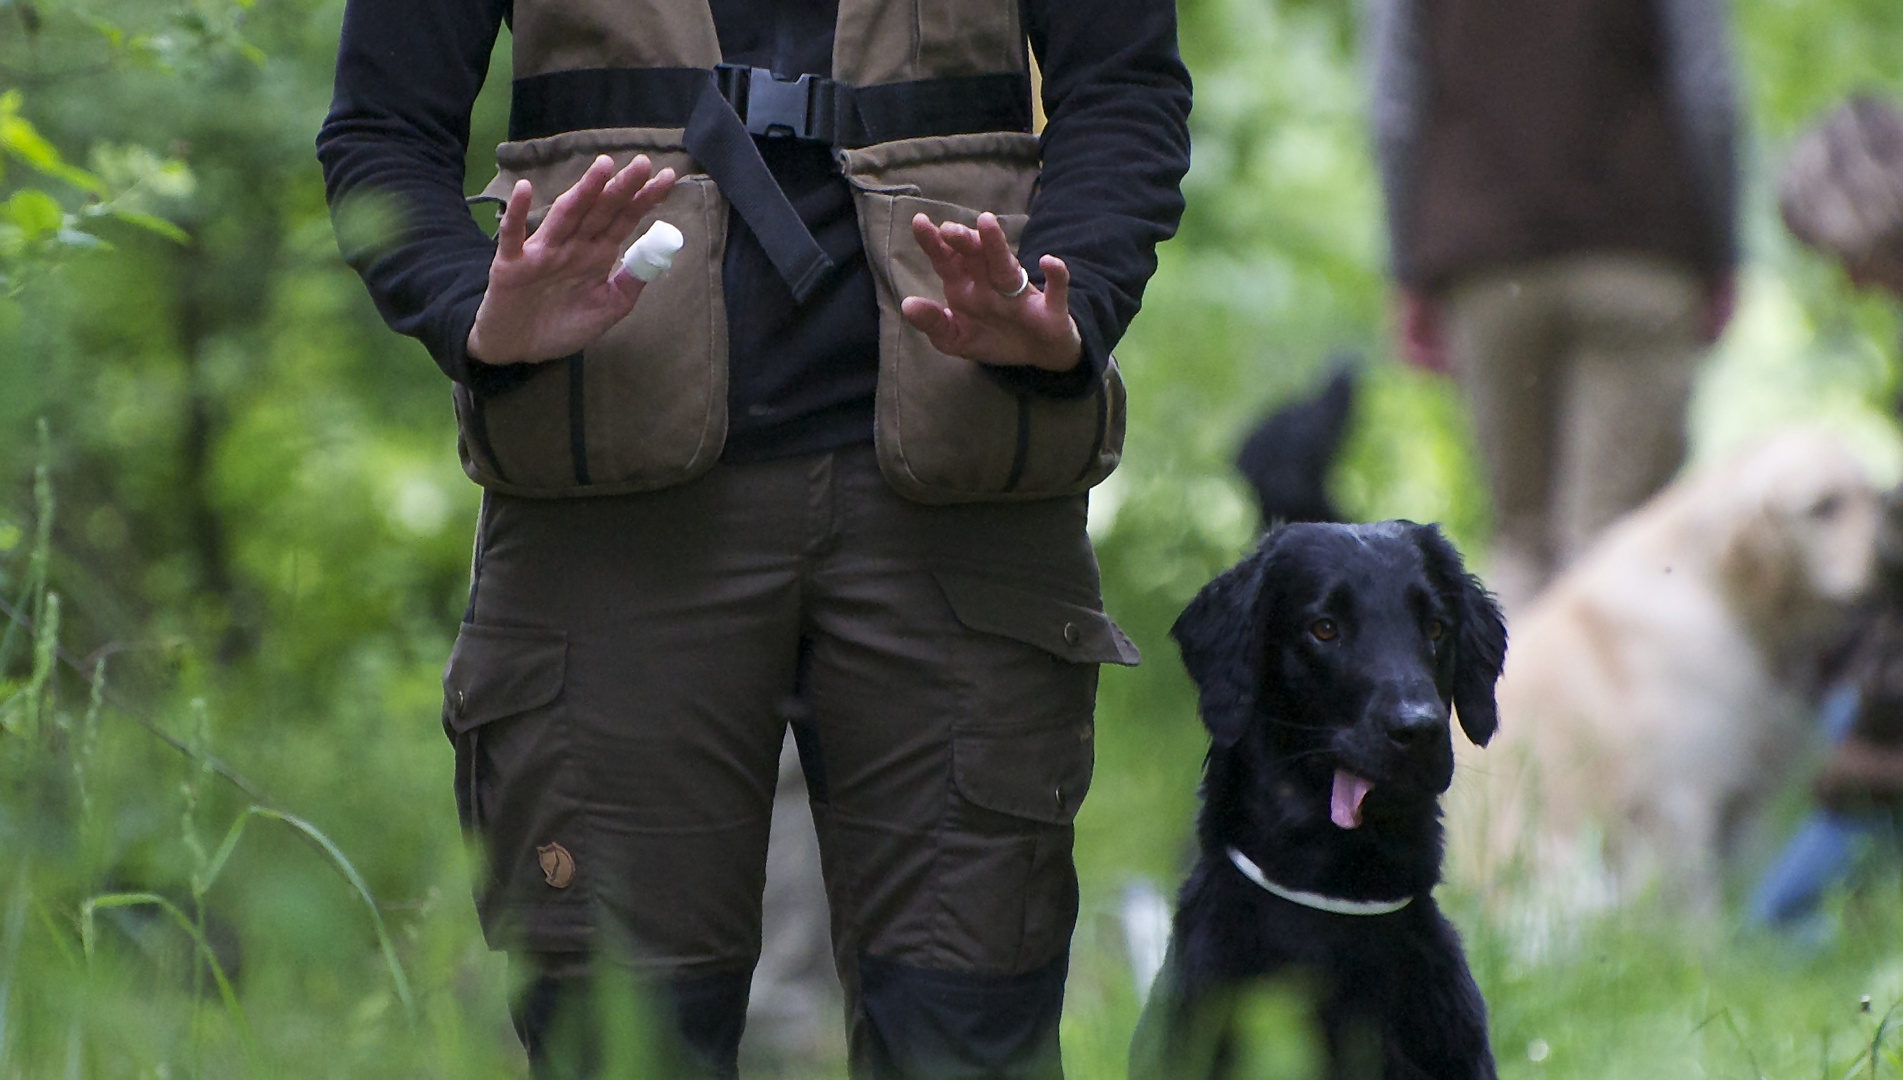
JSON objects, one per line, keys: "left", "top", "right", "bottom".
{"left": 1062, "top": 622, "right": 1081, "bottom": 646}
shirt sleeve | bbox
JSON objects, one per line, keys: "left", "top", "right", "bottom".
{"left": 1004, "top": 0, "right": 1193, "bottom": 398}
{"left": 1366, "top": 0, "right": 1428, "bottom": 288}
{"left": 315, "top": 0, "right": 514, "bottom": 389}
{"left": 1659, "top": 0, "right": 1740, "bottom": 275}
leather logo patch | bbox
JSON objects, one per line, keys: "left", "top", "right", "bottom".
{"left": 536, "top": 843, "right": 576, "bottom": 889}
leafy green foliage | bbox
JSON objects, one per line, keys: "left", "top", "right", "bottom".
{"left": 4, "top": 0, "right": 1903, "bottom": 1075}
{"left": 0, "top": 79, "right": 198, "bottom": 288}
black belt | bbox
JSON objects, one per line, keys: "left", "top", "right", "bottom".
{"left": 509, "top": 66, "right": 1033, "bottom": 303}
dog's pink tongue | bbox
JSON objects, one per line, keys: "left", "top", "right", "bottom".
{"left": 1330, "top": 770, "right": 1374, "bottom": 829}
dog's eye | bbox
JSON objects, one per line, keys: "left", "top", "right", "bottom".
{"left": 1309, "top": 618, "right": 1339, "bottom": 642}
{"left": 1807, "top": 494, "right": 1843, "bottom": 520}
{"left": 1427, "top": 619, "right": 1445, "bottom": 642}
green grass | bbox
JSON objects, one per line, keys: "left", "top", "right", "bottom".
{"left": 7, "top": 0, "right": 1903, "bottom": 1068}
{"left": 6, "top": 271, "right": 1903, "bottom": 1079}
{"left": 12, "top": 488, "right": 1903, "bottom": 1080}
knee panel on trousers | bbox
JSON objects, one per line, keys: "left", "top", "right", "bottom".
{"left": 512, "top": 956, "right": 753, "bottom": 1080}
{"left": 854, "top": 952, "right": 1068, "bottom": 1080}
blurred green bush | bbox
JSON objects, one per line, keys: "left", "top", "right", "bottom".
{"left": 6, "top": 0, "right": 1903, "bottom": 1075}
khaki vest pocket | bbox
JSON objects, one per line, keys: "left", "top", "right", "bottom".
{"left": 843, "top": 133, "right": 1128, "bottom": 505}
{"left": 456, "top": 129, "right": 729, "bottom": 498}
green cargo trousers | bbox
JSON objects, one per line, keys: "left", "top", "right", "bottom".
{"left": 441, "top": 444, "right": 1138, "bottom": 1078}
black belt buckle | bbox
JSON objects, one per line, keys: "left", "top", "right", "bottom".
{"left": 718, "top": 65, "right": 823, "bottom": 140}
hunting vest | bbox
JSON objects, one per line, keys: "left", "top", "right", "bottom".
{"left": 454, "top": 0, "right": 1127, "bottom": 503}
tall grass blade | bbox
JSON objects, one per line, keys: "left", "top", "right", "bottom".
{"left": 72, "top": 659, "right": 104, "bottom": 879}
{"left": 0, "top": 879, "right": 29, "bottom": 1073}
{"left": 19, "top": 593, "right": 58, "bottom": 741}
{"left": 60, "top": 1017, "right": 79, "bottom": 1080}
{"left": 214, "top": 807, "right": 418, "bottom": 1025}
{"left": 0, "top": 420, "right": 54, "bottom": 677}
{"left": 78, "top": 892, "right": 258, "bottom": 1065}
{"left": 1717, "top": 1007, "right": 1767, "bottom": 1080}
{"left": 1870, "top": 999, "right": 1901, "bottom": 1080}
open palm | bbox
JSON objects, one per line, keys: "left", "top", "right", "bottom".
{"left": 466, "top": 154, "right": 678, "bottom": 366}
{"left": 899, "top": 211, "right": 1084, "bottom": 372}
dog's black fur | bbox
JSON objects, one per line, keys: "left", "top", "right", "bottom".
{"left": 1131, "top": 521, "right": 1506, "bottom": 1080}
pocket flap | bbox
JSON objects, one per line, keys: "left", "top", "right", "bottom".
{"left": 953, "top": 722, "right": 1095, "bottom": 824}
{"left": 934, "top": 572, "right": 1139, "bottom": 666}
{"left": 443, "top": 624, "right": 568, "bottom": 734}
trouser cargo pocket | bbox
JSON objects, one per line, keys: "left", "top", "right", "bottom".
{"left": 842, "top": 133, "right": 1128, "bottom": 505}
{"left": 931, "top": 569, "right": 1138, "bottom": 970}
{"left": 938, "top": 569, "right": 1139, "bottom": 822}
{"left": 443, "top": 622, "right": 592, "bottom": 951}
{"left": 456, "top": 127, "right": 730, "bottom": 498}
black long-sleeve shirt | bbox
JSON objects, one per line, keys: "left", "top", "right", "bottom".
{"left": 317, "top": 0, "right": 1191, "bottom": 464}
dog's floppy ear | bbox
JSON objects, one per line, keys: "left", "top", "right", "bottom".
{"left": 1170, "top": 538, "right": 1274, "bottom": 748}
{"left": 1413, "top": 524, "right": 1507, "bottom": 746}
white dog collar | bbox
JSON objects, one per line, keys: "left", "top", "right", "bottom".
{"left": 1226, "top": 847, "right": 1414, "bottom": 916}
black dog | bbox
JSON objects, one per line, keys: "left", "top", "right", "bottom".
{"left": 1234, "top": 361, "right": 1359, "bottom": 527}
{"left": 1130, "top": 521, "right": 1506, "bottom": 1080}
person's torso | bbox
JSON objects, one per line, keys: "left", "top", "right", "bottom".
{"left": 1408, "top": 0, "right": 1710, "bottom": 288}
{"left": 462, "top": 0, "right": 1126, "bottom": 504}
{"left": 501, "top": 0, "right": 1030, "bottom": 464}
{"left": 707, "top": 0, "right": 879, "bottom": 463}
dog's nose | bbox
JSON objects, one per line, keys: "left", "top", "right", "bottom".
{"left": 1385, "top": 705, "right": 1445, "bottom": 749}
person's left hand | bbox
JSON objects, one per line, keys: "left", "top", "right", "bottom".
{"left": 899, "top": 212, "right": 1084, "bottom": 372}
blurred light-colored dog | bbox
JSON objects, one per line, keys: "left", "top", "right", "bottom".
{"left": 1449, "top": 428, "right": 1880, "bottom": 913}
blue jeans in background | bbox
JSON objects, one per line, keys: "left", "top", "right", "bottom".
{"left": 1748, "top": 684, "right": 1897, "bottom": 930}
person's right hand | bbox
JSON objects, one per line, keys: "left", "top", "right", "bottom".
{"left": 466, "top": 153, "right": 678, "bottom": 366}
{"left": 1700, "top": 271, "right": 1738, "bottom": 346}
{"left": 1813, "top": 734, "right": 1903, "bottom": 811}
{"left": 1395, "top": 287, "right": 1448, "bottom": 374}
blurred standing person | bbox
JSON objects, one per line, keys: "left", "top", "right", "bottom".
{"left": 1750, "top": 96, "right": 1903, "bottom": 935}
{"left": 317, "top": 0, "right": 1187, "bottom": 1077}
{"left": 1369, "top": 0, "right": 1741, "bottom": 610}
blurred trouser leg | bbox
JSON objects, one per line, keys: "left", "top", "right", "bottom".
{"left": 1442, "top": 254, "right": 1704, "bottom": 608}
{"left": 1747, "top": 812, "right": 1889, "bottom": 927}
{"left": 1443, "top": 262, "right": 1568, "bottom": 612}
{"left": 798, "top": 447, "right": 1133, "bottom": 1079}
{"left": 1549, "top": 254, "right": 1703, "bottom": 566}
{"left": 445, "top": 457, "right": 824, "bottom": 1077}
{"left": 1748, "top": 684, "right": 1881, "bottom": 930}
